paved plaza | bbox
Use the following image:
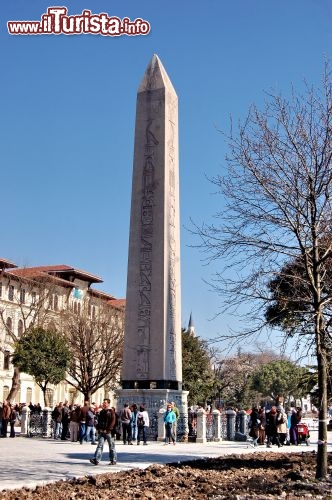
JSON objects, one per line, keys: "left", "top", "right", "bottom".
{"left": 0, "top": 429, "right": 331, "bottom": 492}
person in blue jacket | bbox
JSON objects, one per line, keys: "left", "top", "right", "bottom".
{"left": 163, "top": 403, "right": 176, "bottom": 445}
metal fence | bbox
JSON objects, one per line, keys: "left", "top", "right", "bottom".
{"left": 27, "top": 410, "right": 52, "bottom": 438}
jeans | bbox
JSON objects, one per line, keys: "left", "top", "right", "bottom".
{"left": 86, "top": 425, "right": 96, "bottom": 443}
{"left": 54, "top": 421, "right": 62, "bottom": 439}
{"left": 122, "top": 422, "right": 132, "bottom": 443}
{"left": 79, "top": 422, "right": 87, "bottom": 443}
{"left": 94, "top": 432, "right": 117, "bottom": 463}
{"left": 165, "top": 422, "right": 175, "bottom": 443}
{"left": 137, "top": 426, "right": 147, "bottom": 443}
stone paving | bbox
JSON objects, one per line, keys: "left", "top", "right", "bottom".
{"left": 0, "top": 429, "right": 331, "bottom": 492}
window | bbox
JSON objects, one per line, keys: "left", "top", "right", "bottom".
{"left": 3, "top": 386, "right": 9, "bottom": 401}
{"left": 18, "top": 319, "right": 24, "bottom": 337}
{"left": 78, "top": 302, "right": 81, "bottom": 315}
{"left": 45, "top": 388, "right": 54, "bottom": 407}
{"left": 8, "top": 285, "right": 14, "bottom": 301}
{"left": 3, "top": 351, "right": 10, "bottom": 370}
{"left": 54, "top": 294, "right": 58, "bottom": 310}
{"left": 6, "top": 317, "right": 12, "bottom": 333}
{"left": 73, "top": 302, "right": 77, "bottom": 314}
{"left": 0, "top": 282, "right": 2, "bottom": 297}
{"left": 31, "top": 291, "right": 36, "bottom": 305}
{"left": 20, "top": 288, "right": 26, "bottom": 304}
{"left": 26, "top": 387, "right": 32, "bottom": 405}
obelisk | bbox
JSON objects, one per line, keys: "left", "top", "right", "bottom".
{"left": 117, "top": 55, "right": 188, "bottom": 439}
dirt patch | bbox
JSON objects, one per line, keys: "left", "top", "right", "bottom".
{"left": 1, "top": 451, "right": 331, "bottom": 499}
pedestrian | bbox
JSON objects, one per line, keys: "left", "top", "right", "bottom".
{"left": 131, "top": 404, "right": 138, "bottom": 443}
{"left": 136, "top": 405, "right": 149, "bottom": 445}
{"left": 248, "top": 406, "right": 260, "bottom": 447}
{"left": 120, "top": 403, "right": 132, "bottom": 445}
{"left": 258, "top": 407, "right": 266, "bottom": 445}
{"left": 69, "top": 404, "right": 80, "bottom": 442}
{"left": 90, "top": 399, "right": 117, "bottom": 466}
{"left": 163, "top": 403, "right": 176, "bottom": 445}
{"left": 79, "top": 400, "right": 90, "bottom": 444}
{"left": 9, "top": 403, "right": 17, "bottom": 438}
{"left": 61, "top": 401, "right": 70, "bottom": 440}
{"left": 266, "top": 407, "right": 280, "bottom": 448}
{"left": 170, "top": 401, "right": 180, "bottom": 442}
{"left": 86, "top": 405, "right": 97, "bottom": 444}
{"left": 52, "top": 402, "right": 63, "bottom": 439}
{"left": 276, "top": 407, "right": 287, "bottom": 445}
{"left": 1, "top": 400, "right": 11, "bottom": 437}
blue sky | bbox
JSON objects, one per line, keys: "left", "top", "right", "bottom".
{"left": 1, "top": 1, "right": 331, "bottom": 352}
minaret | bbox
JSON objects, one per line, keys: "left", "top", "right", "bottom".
{"left": 187, "top": 312, "right": 195, "bottom": 337}
{"left": 117, "top": 55, "right": 187, "bottom": 438}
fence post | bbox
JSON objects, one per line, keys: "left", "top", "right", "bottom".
{"left": 43, "top": 408, "right": 53, "bottom": 438}
{"left": 226, "top": 408, "right": 236, "bottom": 440}
{"left": 212, "top": 409, "right": 221, "bottom": 442}
{"left": 158, "top": 409, "right": 166, "bottom": 442}
{"left": 20, "top": 406, "right": 29, "bottom": 436}
{"left": 196, "top": 408, "right": 206, "bottom": 443}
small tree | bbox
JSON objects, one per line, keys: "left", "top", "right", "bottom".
{"left": 250, "top": 359, "right": 314, "bottom": 406}
{"left": 12, "top": 327, "right": 71, "bottom": 407}
{"left": 60, "top": 301, "right": 124, "bottom": 400}
{"left": 0, "top": 271, "right": 60, "bottom": 402}
{"left": 213, "top": 349, "right": 279, "bottom": 409}
{"left": 182, "top": 329, "right": 215, "bottom": 406}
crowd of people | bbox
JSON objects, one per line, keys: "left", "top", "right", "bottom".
{"left": 46, "top": 399, "right": 180, "bottom": 465}
{"left": 0, "top": 400, "right": 20, "bottom": 438}
{"left": 248, "top": 405, "right": 305, "bottom": 447}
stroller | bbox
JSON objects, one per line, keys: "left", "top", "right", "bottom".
{"left": 295, "top": 422, "right": 310, "bottom": 445}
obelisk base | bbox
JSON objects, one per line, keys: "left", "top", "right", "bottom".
{"left": 116, "top": 389, "right": 188, "bottom": 441}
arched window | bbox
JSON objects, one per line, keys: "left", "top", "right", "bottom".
{"left": 3, "top": 351, "right": 10, "bottom": 370}
{"left": 6, "top": 317, "right": 12, "bottom": 332}
{"left": 18, "top": 319, "right": 24, "bottom": 337}
{"left": 3, "top": 386, "right": 9, "bottom": 401}
{"left": 26, "top": 387, "right": 32, "bottom": 405}
{"left": 45, "top": 388, "right": 54, "bottom": 407}
{"left": 6, "top": 317, "right": 12, "bottom": 343}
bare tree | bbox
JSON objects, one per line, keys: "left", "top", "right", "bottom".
{"left": 60, "top": 300, "right": 124, "bottom": 400}
{"left": 195, "top": 66, "right": 332, "bottom": 478}
{"left": 0, "top": 271, "right": 61, "bottom": 402}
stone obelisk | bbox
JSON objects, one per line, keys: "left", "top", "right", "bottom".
{"left": 117, "top": 55, "right": 188, "bottom": 438}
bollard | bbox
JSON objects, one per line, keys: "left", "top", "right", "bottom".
{"left": 226, "top": 408, "right": 236, "bottom": 440}
{"left": 212, "top": 409, "right": 221, "bottom": 441}
{"left": 20, "top": 406, "right": 29, "bottom": 436}
{"left": 196, "top": 408, "right": 207, "bottom": 443}
{"left": 238, "top": 410, "right": 247, "bottom": 435}
{"left": 158, "top": 408, "right": 166, "bottom": 442}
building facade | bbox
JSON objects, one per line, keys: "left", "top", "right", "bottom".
{"left": 0, "top": 257, "right": 125, "bottom": 408}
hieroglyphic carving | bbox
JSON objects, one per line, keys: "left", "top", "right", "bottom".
{"left": 167, "top": 93, "right": 178, "bottom": 379}
{"left": 136, "top": 104, "right": 160, "bottom": 378}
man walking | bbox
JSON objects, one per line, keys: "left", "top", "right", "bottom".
{"left": 90, "top": 399, "right": 117, "bottom": 466}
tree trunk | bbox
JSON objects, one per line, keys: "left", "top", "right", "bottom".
{"left": 7, "top": 366, "right": 21, "bottom": 403}
{"left": 315, "top": 331, "right": 328, "bottom": 479}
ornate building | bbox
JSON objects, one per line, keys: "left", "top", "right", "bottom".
{"left": 0, "top": 257, "right": 125, "bottom": 407}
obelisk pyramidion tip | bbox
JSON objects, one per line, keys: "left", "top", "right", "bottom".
{"left": 138, "top": 54, "right": 177, "bottom": 95}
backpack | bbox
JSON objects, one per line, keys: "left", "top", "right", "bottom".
{"left": 137, "top": 413, "right": 144, "bottom": 428}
